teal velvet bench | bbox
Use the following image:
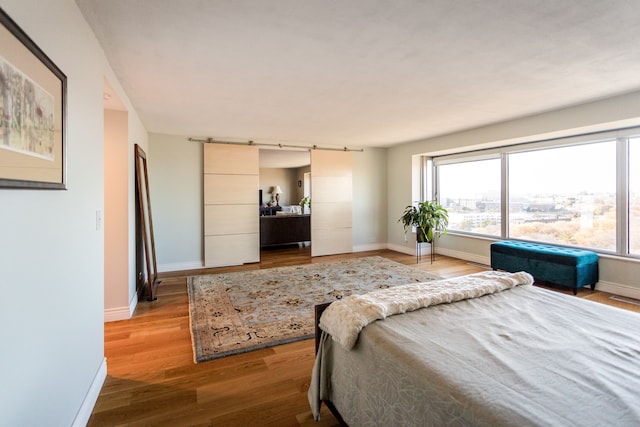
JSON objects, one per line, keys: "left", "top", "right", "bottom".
{"left": 490, "top": 240, "right": 599, "bottom": 295}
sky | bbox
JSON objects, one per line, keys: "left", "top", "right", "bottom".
{"left": 438, "top": 138, "right": 640, "bottom": 199}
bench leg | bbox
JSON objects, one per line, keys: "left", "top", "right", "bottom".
{"left": 573, "top": 286, "right": 578, "bottom": 296}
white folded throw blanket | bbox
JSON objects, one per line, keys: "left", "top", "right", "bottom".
{"left": 319, "top": 270, "right": 534, "bottom": 350}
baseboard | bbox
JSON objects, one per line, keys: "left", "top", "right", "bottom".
{"left": 158, "top": 260, "right": 204, "bottom": 273}
{"left": 437, "top": 247, "right": 490, "bottom": 266}
{"left": 104, "top": 305, "right": 130, "bottom": 322}
{"left": 104, "top": 293, "right": 137, "bottom": 322}
{"left": 72, "top": 357, "right": 107, "bottom": 427}
{"left": 387, "top": 242, "right": 416, "bottom": 256}
{"left": 595, "top": 280, "right": 640, "bottom": 300}
{"left": 353, "top": 243, "right": 388, "bottom": 252}
{"left": 129, "top": 292, "right": 138, "bottom": 317}
{"left": 387, "top": 243, "right": 440, "bottom": 256}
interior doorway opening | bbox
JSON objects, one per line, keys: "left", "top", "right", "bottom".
{"left": 259, "top": 148, "right": 312, "bottom": 258}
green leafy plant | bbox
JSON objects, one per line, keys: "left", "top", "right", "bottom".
{"left": 399, "top": 200, "right": 449, "bottom": 243}
{"left": 299, "top": 196, "right": 311, "bottom": 210}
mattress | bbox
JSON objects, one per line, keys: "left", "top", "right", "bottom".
{"left": 309, "top": 284, "right": 640, "bottom": 426}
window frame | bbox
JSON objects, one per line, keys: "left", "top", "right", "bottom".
{"left": 627, "top": 136, "right": 640, "bottom": 257}
{"left": 431, "top": 126, "right": 640, "bottom": 258}
{"left": 434, "top": 154, "right": 503, "bottom": 239}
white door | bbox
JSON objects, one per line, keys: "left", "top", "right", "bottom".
{"left": 311, "top": 150, "right": 353, "bottom": 256}
{"left": 204, "top": 144, "right": 259, "bottom": 266}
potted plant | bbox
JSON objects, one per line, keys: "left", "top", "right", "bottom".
{"left": 299, "top": 196, "right": 311, "bottom": 213}
{"left": 399, "top": 200, "right": 449, "bottom": 243}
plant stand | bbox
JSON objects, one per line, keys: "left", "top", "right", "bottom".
{"left": 431, "top": 238, "right": 435, "bottom": 264}
{"left": 416, "top": 240, "right": 435, "bottom": 264}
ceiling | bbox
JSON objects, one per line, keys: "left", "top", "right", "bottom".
{"left": 78, "top": 0, "right": 640, "bottom": 149}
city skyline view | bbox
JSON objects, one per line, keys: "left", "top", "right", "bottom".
{"left": 438, "top": 138, "right": 639, "bottom": 254}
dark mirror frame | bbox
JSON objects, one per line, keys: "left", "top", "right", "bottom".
{"left": 135, "top": 144, "right": 159, "bottom": 301}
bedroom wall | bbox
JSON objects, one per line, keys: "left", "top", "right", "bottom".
{"left": 148, "top": 133, "right": 203, "bottom": 272}
{"left": 387, "top": 90, "right": 640, "bottom": 298}
{"left": 352, "top": 147, "right": 388, "bottom": 251}
{"left": 126, "top": 101, "right": 150, "bottom": 310}
{"left": 104, "top": 109, "right": 130, "bottom": 316}
{"left": 104, "top": 104, "right": 147, "bottom": 321}
{"left": 0, "top": 0, "right": 147, "bottom": 424}
{"left": 148, "top": 134, "right": 387, "bottom": 270}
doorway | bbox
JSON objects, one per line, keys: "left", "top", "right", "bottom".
{"left": 103, "top": 78, "right": 133, "bottom": 320}
{"left": 259, "top": 148, "right": 311, "bottom": 258}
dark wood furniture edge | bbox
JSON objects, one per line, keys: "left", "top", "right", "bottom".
{"left": 324, "top": 400, "right": 349, "bottom": 427}
{"left": 314, "top": 302, "right": 349, "bottom": 426}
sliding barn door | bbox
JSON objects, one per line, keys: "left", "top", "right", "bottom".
{"left": 311, "top": 150, "right": 353, "bottom": 256}
{"left": 204, "top": 144, "right": 259, "bottom": 267}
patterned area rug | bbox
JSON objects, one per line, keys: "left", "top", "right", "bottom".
{"left": 187, "top": 256, "right": 441, "bottom": 362}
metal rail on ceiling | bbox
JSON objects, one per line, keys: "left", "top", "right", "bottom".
{"left": 187, "top": 137, "right": 363, "bottom": 152}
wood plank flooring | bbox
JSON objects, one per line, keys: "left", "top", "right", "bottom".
{"left": 88, "top": 248, "right": 640, "bottom": 426}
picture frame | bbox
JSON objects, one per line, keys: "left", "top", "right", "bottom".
{"left": 0, "top": 8, "right": 67, "bottom": 189}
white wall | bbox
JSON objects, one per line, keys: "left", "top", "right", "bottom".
{"left": 104, "top": 109, "right": 130, "bottom": 318}
{"left": 104, "top": 102, "right": 147, "bottom": 320}
{"left": 387, "top": 90, "right": 640, "bottom": 297}
{"left": 0, "top": 0, "right": 147, "bottom": 424}
{"left": 353, "top": 147, "right": 388, "bottom": 251}
{"left": 127, "top": 104, "right": 149, "bottom": 307}
{"left": 149, "top": 133, "right": 203, "bottom": 271}
{"left": 104, "top": 90, "right": 147, "bottom": 319}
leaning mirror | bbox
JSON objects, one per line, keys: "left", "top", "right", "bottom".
{"left": 135, "top": 144, "right": 159, "bottom": 301}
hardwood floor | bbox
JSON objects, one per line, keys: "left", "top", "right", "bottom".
{"left": 88, "top": 248, "right": 640, "bottom": 426}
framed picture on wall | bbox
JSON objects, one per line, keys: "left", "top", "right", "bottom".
{"left": 0, "top": 8, "right": 67, "bottom": 189}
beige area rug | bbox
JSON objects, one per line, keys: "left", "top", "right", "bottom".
{"left": 187, "top": 256, "right": 441, "bottom": 363}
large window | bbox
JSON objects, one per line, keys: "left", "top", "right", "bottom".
{"left": 508, "top": 141, "right": 616, "bottom": 251}
{"left": 433, "top": 129, "right": 639, "bottom": 257}
{"left": 438, "top": 158, "right": 501, "bottom": 236}
{"left": 630, "top": 138, "right": 640, "bottom": 255}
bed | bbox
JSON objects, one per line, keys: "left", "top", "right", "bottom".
{"left": 308, "top": 271, "right": 640, "bottom": 426}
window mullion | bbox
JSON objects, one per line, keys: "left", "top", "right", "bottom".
{"left": 617, "top": 138, "right": 629, "bottom": 255}
{"left": 502, "top": 153, "right": 509, "bottom": 239}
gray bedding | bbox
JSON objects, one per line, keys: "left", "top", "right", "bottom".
{"left": 309, "top": 285, "right": 640, "bottom": 426}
